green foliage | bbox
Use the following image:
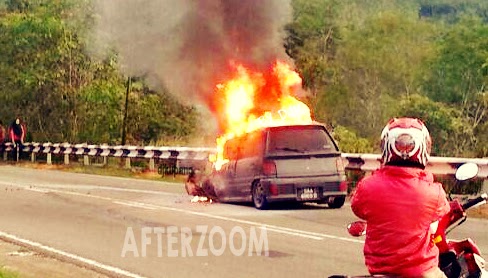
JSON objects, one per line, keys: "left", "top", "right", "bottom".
{"left": 288, "top": 0, "right": 487, "bottom": 159}
{"left": 0, "top": 0, "right": 486, "bottom": 158}
{"left": 332, "top": 125, "right": 374, "bottom": 153}
{"left": 0, "top": 267, "right": 19, "bottom": 278}
{"left": 76, "top": 78, "right": 125, "bottom": 144}
{"left": 423, "top": 17, "right": 488, "bottom": 104}
{"left": 6, "top": 0, "right": 31, "bottom": 13}
{"left": 126, "top": 86, "right": 198, "bottom": 145}
{"left": 418, "top": 0, "right": 488, "bottom": 22}
{"left": 419, "top": 16, "right": 487, "bottom": 156}
{"left": 399, "top": 94, "right": 474, "bottom": 156}
{"left": 328, "top": 9, "right": 437, "bottom": 137}
{"left": 0, "top": 0, "right": 199, "bottom": 145}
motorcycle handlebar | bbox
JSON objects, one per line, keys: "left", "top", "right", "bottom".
{"left": 462, "top": 193, "right": 488, "bottom": 211}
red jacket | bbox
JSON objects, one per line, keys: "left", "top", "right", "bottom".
{"left": 8, "top": 123, "right": 25, "bottom": 142}
{"left": 351, "top": 166, "right": 450, "bottom": 277}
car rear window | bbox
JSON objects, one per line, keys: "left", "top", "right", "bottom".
{"left": 266, "top": 125, "right": 337, "bottom": 156}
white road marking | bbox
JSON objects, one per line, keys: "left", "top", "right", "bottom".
{"left": 0, "top": 180, "right": 178, "bottom": 196}
{"left": 23, "top": 187, "right": 114, "bottom": 201}
{"left": 23, "top": 187, "right": 50, "bottom": 193}
{"left": 19, "top": 185, "right": 364, "bottom": 243}
{"left": 113, "top": 201, "right": 158, "bottom": 210}
{"left": 0, "top": 231, "right": 147, "bottom": 278}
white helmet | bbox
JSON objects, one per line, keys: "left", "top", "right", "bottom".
{"left": 380, "top": 117, "right": 432, "bottom": 168}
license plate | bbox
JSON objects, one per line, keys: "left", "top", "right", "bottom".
{"left": 299, "top": 187, "right": 318, "bottom": 200}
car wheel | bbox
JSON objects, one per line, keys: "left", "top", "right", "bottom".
{"left": 252, "top": 182, "right": 269, "bottom": 210}
{"left": 328, "top": 196, "right": 345, "bottom": 209}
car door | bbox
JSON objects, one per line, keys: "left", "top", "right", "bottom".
{"left": 233, "top": 131, "right": 264, "bottom": 199}
{"left": 220, "top": 138, "right": 239, "bottom": 199}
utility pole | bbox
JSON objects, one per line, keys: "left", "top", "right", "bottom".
{"left": 121, "top": 76, "right": 131, "bottom": 145}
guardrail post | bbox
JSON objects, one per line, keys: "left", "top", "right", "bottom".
{"left": 47, "top": 153, "right": 52, "bottom": 165}
{"left": 84, "top": 155, "right": 89, "bottom": 166}
{"left": 3, "top": 152, "right": 7, "bottom": 161}
{"left": 31, "top": 152, "right": 35, "bottom": 162}
{"left": 103, "top": 156, "right": 107, "bottom": 166}
{"left": 64, "top": 154, "right": 69, "bottom": 165}
{"left": 149, "top": 158, "right": 155, "bottom": 171}
{"left": 125, "top": 157, "right": 131, "bottom": 169}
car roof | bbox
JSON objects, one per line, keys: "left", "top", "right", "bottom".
{"left": 264, "top": 121, "right": 327, "bottom": 130}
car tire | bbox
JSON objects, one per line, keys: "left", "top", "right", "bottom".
{"left": 252, "top": 182, "right": 269, "bottom": 210}
{"left": 328, "top": 196, "right": 345, "bottom": 209}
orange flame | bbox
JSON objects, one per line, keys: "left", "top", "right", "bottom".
{"left": 213, "top": 61, "right": 312, "bottom": 170}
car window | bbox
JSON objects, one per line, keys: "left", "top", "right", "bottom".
{"left": 266, "top": 126, "right": 337, "bottom": 156}
{"left": 239, "top": 131, "right": 263, "bottom": 158}
{"left": 223, "top": 138, "right": 239, "bottom": 160}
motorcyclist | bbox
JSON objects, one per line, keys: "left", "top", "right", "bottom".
{"left": 351, "top": 117, "right": 451, "bottom": 278}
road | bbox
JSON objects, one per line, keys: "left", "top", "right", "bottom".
{"left": 0, "top": 165, "right": 487, "bottom": 278}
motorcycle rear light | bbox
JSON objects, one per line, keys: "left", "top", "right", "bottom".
{"left": 262, "top": 160, "right": 277, "bottom": 176}
{"left": 340, "top": 181, "right": 348, "bottom": 192}
{"left": 269, "top": 183, "right": 279, "bottom": 196}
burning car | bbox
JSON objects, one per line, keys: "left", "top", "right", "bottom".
{"left": 206, "top": 123, "right": 347, "bottom": 209}
{"left": 186, "top": 61, "right": 347, "bottom": 209}
{"left": 202, "top": 122, "right": 347, "bottom": 209}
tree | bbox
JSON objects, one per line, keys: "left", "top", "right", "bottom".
{"left": 0, "top": 0, "right": 200, "bottom": 145}
{"left": 423, "top": 17, "right": 488, "bottom": 104}
{"left": 125, "top": 84, "right": 198, "bottom": 146}
{"left": 326, "top": 9, "right": 437, "bottom": 137}
{"left": 285, "top": 0, "right": 340, "bottom": 123}
{"left": 0, "top": 1, "right": 121, "bottom": 142}
{"left": 332, "top": 125, "right": 374, "bottom": 153}
{"left": 421, "top": 16, "right": 488, "bottom": 157}
{"left": 399, "top": 94, "right": 475, "bottom": 157}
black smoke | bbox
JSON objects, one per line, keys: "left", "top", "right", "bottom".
{"left": 92, "top": 0, "right": 293, "bottom": 105}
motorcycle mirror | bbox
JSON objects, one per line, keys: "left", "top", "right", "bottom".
{"left": 455, "top": 163, "right": 479, "bottom": 181}
{"left": 347, "top": 221, "right": 367, "bottom": 237}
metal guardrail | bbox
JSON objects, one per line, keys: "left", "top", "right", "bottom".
{"left": 341, "top": 153, "right": 488, "bottom": 179}
{"left": 0, "top": 142, "right": 216, "bottom": 172}
{"left": 0, "top": 142, "right": 486, "bottom": 178}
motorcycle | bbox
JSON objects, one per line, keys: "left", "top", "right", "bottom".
{"left": 331, "top": 163, "right": 487, "bottom": 278}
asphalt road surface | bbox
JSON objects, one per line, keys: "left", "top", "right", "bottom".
{"left": 0, "top": 165, "right": 487, "bottom": 278}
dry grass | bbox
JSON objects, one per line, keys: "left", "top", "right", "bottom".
{"left": 467, "top": 204, "right": 488, "bottom": 219}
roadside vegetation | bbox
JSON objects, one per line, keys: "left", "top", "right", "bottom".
{"left": 287, "top": 0, "right": 488, "bottom": 157}
{"left": 0, "top": 267, "right": 19, "bottom": 278}
{"left": 0, "top": 0, "right": 486, "bottom": 195}
{"left": 0, "top": 0, "right": 486, "bottom": 158}
{"left": 1, "top": 0, "right": 486, "bottom": 196}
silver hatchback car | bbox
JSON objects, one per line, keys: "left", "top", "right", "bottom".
{"left": 205, "top": 123, "right": 348, "bottom": 209}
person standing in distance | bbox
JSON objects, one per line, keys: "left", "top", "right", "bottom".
{"left": 8, "top": 117, "right": 26, "bottom": 161}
